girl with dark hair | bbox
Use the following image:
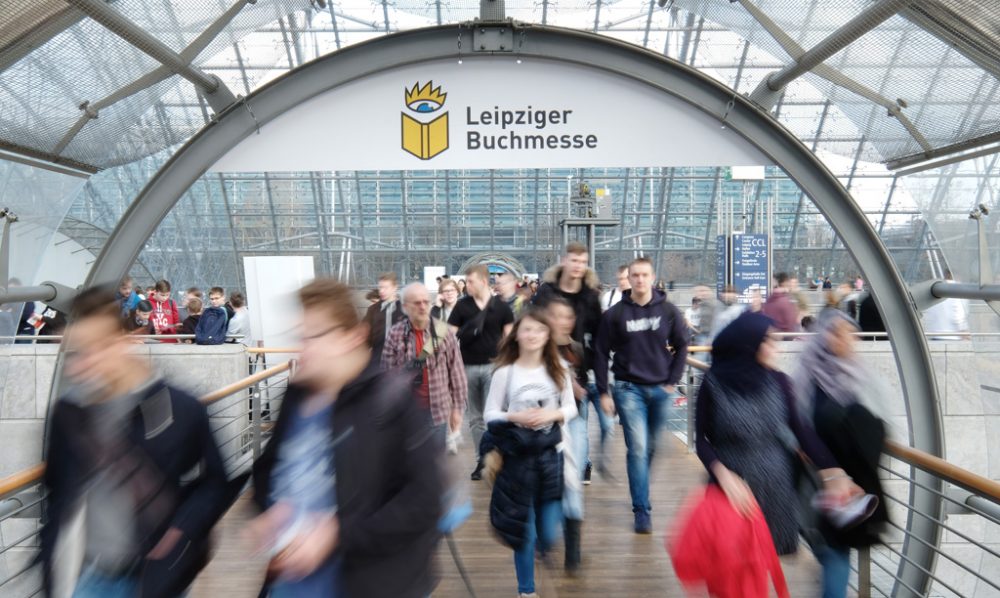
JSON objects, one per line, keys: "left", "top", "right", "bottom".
{"left": 795, "top": 311, "right": 887, "bottom": 598}
{"left": 695, "top": 312, "right": 860, "bottom": 557}
{"left": 482, "top": 307, "right": 577, "bottom": 598}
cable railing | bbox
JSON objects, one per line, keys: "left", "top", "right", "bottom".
{"left": 0, "top": 360, "right": 293, "bottom": 598}
{"left": 681, "top": 356, "right": 1000, "bottom": 598}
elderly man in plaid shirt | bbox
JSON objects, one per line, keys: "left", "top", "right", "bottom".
{"left": 382, "top": 283, "right": 468, "bottom": 443}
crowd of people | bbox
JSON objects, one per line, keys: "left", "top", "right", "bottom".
{"left": 38, "top": 247, "right": 894, "bottom": 598}
{"left": 112, "top": 276, "right": 254, "bottom": 346}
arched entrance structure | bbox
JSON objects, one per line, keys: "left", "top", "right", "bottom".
{"left": 457, "top": 253, "right": 528, "bottom": 280}
{"left": 83, "top": 24, "right": 943, "bottom": 595}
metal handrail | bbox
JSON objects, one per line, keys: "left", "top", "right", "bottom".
{"left": 884, "top": 441, "right": 1000, "bottom": 506}
{"left": 683, "top": 355, "right": 1000, "bottom": 504}
{"left": 0, "top": 465, "right": 45, "bottom": 502}
{"left": 684, "top": 352, "right": 1000, "bottom": 597}
{"left": 0, "top": 362, "right": 293, "bottom": 500}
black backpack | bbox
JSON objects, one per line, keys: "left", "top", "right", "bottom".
{"left": 195, "top": 307, "right": 228, "bottom": 345}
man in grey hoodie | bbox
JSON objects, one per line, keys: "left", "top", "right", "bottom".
{"left": 594, "top": 256, "right": 689, "bottom": 534}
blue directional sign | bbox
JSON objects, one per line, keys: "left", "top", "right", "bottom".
{"left": 732, "top": 233, "right": 769, "bottom": 302}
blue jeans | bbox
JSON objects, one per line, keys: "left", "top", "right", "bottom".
{"left": 815, "top": 544, "right": 851, "bottom": 598}
{"left": 580, "top": 384, "right": 613, "bottom": 470}
{"left": 514, "top": 500, "right": 562, "bottom": 594}
{"left": 465, "top": 364, "right": 493, "bottom": 455}
{"left": 612, "top": 380, "right": 672, "bottom": 512}
{"left": 73, "top": 566, "right": 138, "bottom": 598}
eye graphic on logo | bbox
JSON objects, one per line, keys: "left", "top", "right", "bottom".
{"left": 405, "top": 81, "right": 447, "bottom": 113}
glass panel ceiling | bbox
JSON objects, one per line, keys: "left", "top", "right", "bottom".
{"left": 1, "top": 0, "right": 998, "bottom": 170}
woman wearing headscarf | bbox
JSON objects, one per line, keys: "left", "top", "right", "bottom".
{"left": 695, "top": 312, "right": 859, "bottom": 559}
{"left": 795, "top": 311, "right": 888, "bottom": 598}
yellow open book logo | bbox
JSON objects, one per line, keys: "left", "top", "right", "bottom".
{"left": 401, "top": 81, "right": 449, "bottom": 160}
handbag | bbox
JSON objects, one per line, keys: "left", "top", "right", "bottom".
{"left": 668, "top": 485, "right": 790, "bottom": 598}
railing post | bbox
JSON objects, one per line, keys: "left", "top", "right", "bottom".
{"left": 251, "top": 380, "right": 262, "bottom": 460}
{"left": 858, "top": 545, "right": 871, "bottom": 598}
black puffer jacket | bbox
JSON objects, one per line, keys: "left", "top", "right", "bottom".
{"left": 483, "top": 421, "right": 563, "bottom": 550}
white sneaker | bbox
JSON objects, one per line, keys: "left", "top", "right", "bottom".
{"left": 518, "top": 594, "right": 539, "bottom": 598}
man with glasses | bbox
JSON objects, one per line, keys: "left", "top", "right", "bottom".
{"left": 383, "top": 283, "right": 467, "bottom": 443}
{"left": 249, "top": 278, "right": 442, "bottom": 598}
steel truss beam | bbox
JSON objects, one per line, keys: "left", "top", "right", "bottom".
{"left": 52, "top": 0, "right": 253, "bottom": 158}
{"left": 63, "top": 0, "right": 237, "bottom": 113}
{"left": 738, "top": 0, "right": 931, "bottom": 156}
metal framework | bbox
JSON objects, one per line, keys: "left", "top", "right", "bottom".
{"left": 78, "top": 25, "right": 945, "bottom": 594}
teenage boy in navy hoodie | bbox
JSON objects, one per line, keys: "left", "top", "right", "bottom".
{"left": 594, "top": 256, "right": 689, "bottom": 534}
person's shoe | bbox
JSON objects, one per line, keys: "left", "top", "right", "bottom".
{"left": 518, "top": 593, "right": 539, "bottom": 598}
{"left": 470, "top": 461, "right": 484, "bottom": 481}
{"left": 634, "top": 510, "right": 652, "bottom": 534}
{"left": 583, "top": 463, "right": 593, "bottom": 485}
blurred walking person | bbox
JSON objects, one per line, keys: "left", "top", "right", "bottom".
{"left": 695, "top": 312, "right": 860, "bottom": 558}
{"left": 40, "top": 286, "right": 229, "bottom": 597}
{"left": 533, "top": 242, "right": 606, "bottom": 481}
{"left": 546, "top": 297, "right": 587, "bottom": 573}
{"left": 795, "top": 311, "right": 888, "bottom": 598}
{"left": 249, "top": 279, "right": 442, "bottom": 598}
{"left": 364, "top": 272, "right": 404, "bottom": 368}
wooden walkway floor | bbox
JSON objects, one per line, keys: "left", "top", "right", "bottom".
{"left": 191, "top": 419, "right": 823, "bottom": 597}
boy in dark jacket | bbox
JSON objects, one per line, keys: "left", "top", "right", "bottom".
{"left": 249, "top": 278, "right": 443, "bottom": 598}
{"left": 40, "top": 286, "right": 229, "bottom": 597}
{"left": 594, "top": 256, "right": 689, "bottom": 534}
{"left": 532, "top": 241, "right": 608, "bottom": 481}
{"left": 180, "top": 297, "right": 203, "bottom": 341}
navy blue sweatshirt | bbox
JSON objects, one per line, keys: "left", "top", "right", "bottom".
{"left": 594, "top": 289, "right": 689, "bottom": 395}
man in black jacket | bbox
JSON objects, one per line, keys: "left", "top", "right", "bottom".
{"left": 40, "top": 286, "right": 229, "bottom": 597}
{"left": 250, "top": 278, "right": 443, "bottom": 598}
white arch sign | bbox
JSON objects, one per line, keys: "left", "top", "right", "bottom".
{"left": 211, "top": 57, "right": 771, "bottom": 172}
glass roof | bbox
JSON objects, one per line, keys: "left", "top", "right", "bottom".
{"left": 1, "top": 0, "right": 998, "bottom": 170}
{"left": 0, "top": 0, "right": 998, "bottom": 320}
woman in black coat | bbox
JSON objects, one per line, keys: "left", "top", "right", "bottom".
{"left": 795, "top": 310, "right": 888, "bottom": 598}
